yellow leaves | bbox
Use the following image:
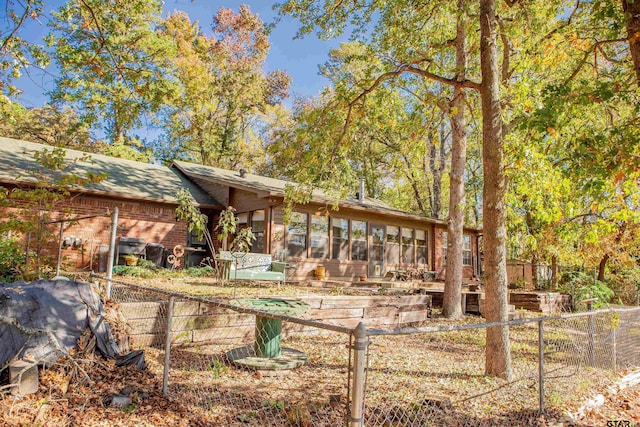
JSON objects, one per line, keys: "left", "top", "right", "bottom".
{"left": 568, "top": 32, "right": 591, "bottom": 51}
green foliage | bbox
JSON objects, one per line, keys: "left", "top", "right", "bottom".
{"left": 175, "top": 189, "right": 208, "bottom": 241}
{"left": 229, "top": 228, "right": 256, "bottom": 254}
{"left": 216, "top": 207, "right": 238, "bottom": 246}
{"left": 215, "top": 206, "right": 256, "bottom": 253}
{"left": 114, "top": 264, "right": 214, "bottom": 279}
{"left": 559, "top": 271, "right": 614, "bottom": 309}
{"left": 47, "top": 0, "right": 178, "bottom": 149}
{"left": 155, "top": 8, "right": 290, "bottom": 169}
{"left": 0, "top": 0, "right": 48, "bottom": 97}
{"left": 0, "top": 235, "right": 26, "bottom": 282}
{"left": 0, "top": 101, "right": 105, "bottom": 152}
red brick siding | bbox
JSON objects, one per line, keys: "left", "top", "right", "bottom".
{"left": 2, "top": 193, "right": 187, "bottom": 271}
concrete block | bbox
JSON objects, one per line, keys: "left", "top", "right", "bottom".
{"left": 10, "top": 359, "right": 39, "bottom": 396}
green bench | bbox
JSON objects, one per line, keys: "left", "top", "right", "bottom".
{"left": 218, "top": 251, "right": 286, "bottom": 284}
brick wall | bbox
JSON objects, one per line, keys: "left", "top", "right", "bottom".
{"left": 2, "top": 193, "right": 187, "bottom": 271}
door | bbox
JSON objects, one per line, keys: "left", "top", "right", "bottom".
{"left": 369, "top": 224, "right": 385, "bottom": 277}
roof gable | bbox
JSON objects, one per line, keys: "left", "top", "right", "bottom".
{"left": 171, "top": 160, "right": 451, "bottom": 227}
{"left": 0, "top": 137, "right": 218, "bottom": 207}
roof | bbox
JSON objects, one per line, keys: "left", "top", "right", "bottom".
{"left": 0, "top": 137, "right": 218, "bottom": 207}
{"left": 172, "top": 160, "right": 453, "bottom": 227}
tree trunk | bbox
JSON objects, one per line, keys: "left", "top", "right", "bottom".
{"left": 480, "top": 0, "right": 512, "bottom": 380}
{"left": 551, "top": 254, "right": 559, "bottom": 289}
{"left": 623, "top": 0, "right": 640, "bottom": 84}
{"left": 443, "top": 1, "right": 468, "bottom": 319}
{"left": 531, "top": 253, "right": 539, "bottom": 290}
{"left": 429, "top": 130, "right": 443, "bottom": 218}
{"left": 597, "top": 254, "right": 608, "bottom": 282}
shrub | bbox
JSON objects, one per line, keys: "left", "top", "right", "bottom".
{"left": 560, "top": 270, "right": 614, "bottom": 309}
{"left": 0, "top": 235, "right": 26, "bottom": 282}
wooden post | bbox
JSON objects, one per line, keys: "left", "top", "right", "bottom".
{"left": 349, "top": 323, "right": 368, "bottom": 427}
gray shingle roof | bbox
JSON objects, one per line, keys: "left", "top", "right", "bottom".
{"left": 0, "top": 137, "right": 219, "bottom": 207}
{"left": 172, "top": 160, "right": 449, "bottom": 226}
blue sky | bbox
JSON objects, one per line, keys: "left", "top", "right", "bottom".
{"left": 15, "top": 0, "right": 346, "bottom": 108}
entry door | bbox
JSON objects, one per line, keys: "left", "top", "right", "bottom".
{"left": 369, "top": 224, "right": 385, "bottom": 277}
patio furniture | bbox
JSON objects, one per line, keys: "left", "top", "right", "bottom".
{"left": 217, "top": 251, "right": 287, "bottom": 284}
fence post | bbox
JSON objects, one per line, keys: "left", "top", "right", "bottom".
{"left": 611, "top": 310, "right": 617, "bottom": 375}
{"left": 349, "top": 322, "right": 368, "bottom": 427}
{"left": 106, "top": 207, "right": 118, "bottom": 299}
{"left": 538, "top": 319, "right": 545, "bottom": 414}
{"left": 586, "top": 299, "right": 596, "bottom": 367}
{"left": 162, "top": 296, "right": 175, "bottom": 396}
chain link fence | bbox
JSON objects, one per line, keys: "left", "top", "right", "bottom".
{"left": 94, "top": 274, "right": 355, "bottom": 426}
{"left": 91, "top": 274, "right": 640, "bottom": 426}
{"left": 363, "top": 308, "right": 640, "bottom": 426}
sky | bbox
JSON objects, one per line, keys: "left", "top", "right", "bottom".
{"left": 15, "top": 0, "right": 347, "bottom": 109}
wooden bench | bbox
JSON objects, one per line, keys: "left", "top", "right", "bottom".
{"left": 218, "top": 251, "right": 286, "bottom": 284}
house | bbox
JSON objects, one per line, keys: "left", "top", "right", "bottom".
{"left": 0, "top": 137, "right": 220, "bottom": 271}
{"left": 171, "top": 161, "right": 481, "bottom": 281}
{"left": 0, "top": 136, "right": 481, "bottom": 281}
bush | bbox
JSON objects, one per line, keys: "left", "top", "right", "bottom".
{"left": 0, "top": 236, "right": 26, "bottom": 282}
{"left": 559, "top": 270, "right": 614, "bottom": 310}
{"left": 607, "top": 266, "right": 640, "bottom": 305}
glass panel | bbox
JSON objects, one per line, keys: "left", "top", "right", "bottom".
{"left": 332, "top": 218, "right": 349, "bottom": 260}
{"left": 385, "top": 225, "right": 400, "bottom": 264}
{"left": 416, "top": 229, "right": 428, "bottom": 265}
{"left": 351, "top": 220, "right": 368, "bottom": 261}
{"left": 463, "top": 235, "right": 472, "bottom": 265}
{"left": 401, "top": 227, "right": 414, "bottom": 264}
{"left": 310, "top": 214, "right": 329, "bottom": 258}
{"left": 370, "top": 225, "right": 384, "bottom": 262}
{"left": 237, "top": 213, "right": 248, "bottom": 229}
{"left": 251, "top": 210, "right": 265, "bottom": 253}
{"left": 442, "top": 230, "right": 448, "bottom": 264}
{"left": 287, "top": 212, "right": 307, "bottom": 258}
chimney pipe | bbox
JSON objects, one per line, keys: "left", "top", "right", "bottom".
{"left": 358, "top": 178, "right": 365, "bottom": 202}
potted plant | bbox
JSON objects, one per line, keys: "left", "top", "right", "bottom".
{"left": 124, "top": 254, "right": 138, "bottom": 266}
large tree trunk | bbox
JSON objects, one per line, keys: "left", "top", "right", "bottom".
{"left": 623, "top": 0, "right": 640, "bottom": 84}
{"left": 480, "top": 0, "right": 512, "bottom": 380}
{"left": 443, "top": 1, "right": 468, "bottom": 319}
{"left": 597, "top": 254, "right": 609, "bottom": 282}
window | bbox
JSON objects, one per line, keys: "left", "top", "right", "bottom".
{"left": 287, "top": 212, "right": 307, "bottom": 258}
{"left": 441, "top": 232, "right": 472, "bottom": 266}
{"left": 442, "top": 231, "right": 448, "bottom": 264}
{"left": 251, "top": 210, "right": 265, "bottom": 253}
{"left": 310, "top": 214, "right": 329, "bottom": 258}
{"left": 351, "top": 220, "right": 367, "bottom": 261}
{"left": 237, "top": 213, "right": 248, "bottom": 230}
{"left": 332, "top": 218, "right": 349, "bottom": 260}
{"left": 401, "top": 227, "right": 414, "bottom": 264}
{"left": 386, "top": 225, "right": 400, "bottom": 265}
{"left": 463, "top": 235, "right": 472, "bottom": 266}
{"left": 416, "top": 229, "right": 428, "bottom": 265}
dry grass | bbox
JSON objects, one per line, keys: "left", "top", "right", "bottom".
{"left": 2, "top": 276, "right": 637, "bottom": 426}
